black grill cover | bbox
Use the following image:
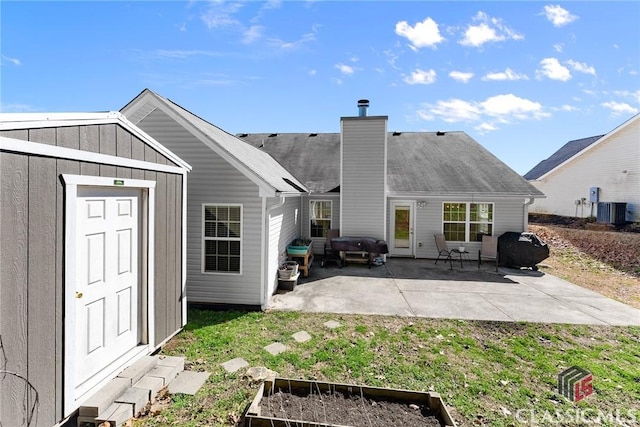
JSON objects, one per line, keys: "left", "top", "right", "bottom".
{"left": 498, "top": 232, "right": 549, "bottom": 268}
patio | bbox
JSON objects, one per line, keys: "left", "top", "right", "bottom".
{"left": 268, "top": 258, "right": 640, "bottom": 326}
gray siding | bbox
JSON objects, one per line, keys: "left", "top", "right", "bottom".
{"left": 398, "top": 197, "right": 527, "bottom": 259}
{"left": 0, "top": 124, "right": 184, "bottom": 426}
{"left": 340, "top": 117, "right": 387, "bottom": 240}
{"left": 267, "top": 196, "right": 302, "bottom": 297}
{"left": 137, "top": 109, "right": 264, "bottom": 306}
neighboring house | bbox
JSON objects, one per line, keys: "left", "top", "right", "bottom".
{"left": 239, "top": 100, "right": 545, "bottom": 259}
{"left": 525, "top": 114, "right": 640, "bottom": 222}
{"left": 0, "top": 112, "right": 191, "bottom": 425}
{"left": 122, "top": 89, "right": 308, "bottom": 309}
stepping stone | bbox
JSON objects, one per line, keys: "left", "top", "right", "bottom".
{"left": 264, "top": 342, "right": 288, "bottom": 356}
{"left": 292, "top": 331, "right": 312, "bottom": 343}
{"left": 221, "top": 357, "right": 249, "bottom": 373}
{"left": 168, "top": 371, "right": 211, "bottom": 395}
{"left": 324, "top": 320, "right": 342, "bottom": 329}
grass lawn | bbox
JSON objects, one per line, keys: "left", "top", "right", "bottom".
{"left": 134, "top": 310, "right": 640, "bottom": 426}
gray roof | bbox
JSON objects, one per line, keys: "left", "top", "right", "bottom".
{"left": 523, "top": 135, "right": 604, "bottom": 180}
{"left": 240, "top": 131, "right": 543, "bottom": 197}
{"left": 122, "top": 89, "right": 307, "bottom": 195}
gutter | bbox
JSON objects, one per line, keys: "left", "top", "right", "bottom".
{"left": 523, "top": 197, "right": 536, "bottom": 231}
{"left": 261, "top": 194, "right": 287, "bottom": 310}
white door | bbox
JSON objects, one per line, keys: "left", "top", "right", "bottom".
{"left": 390, "top": 201, "right": 414, "bottom": 257}
{"left": 75, "top": 187, "right": 140, "bottom": 389}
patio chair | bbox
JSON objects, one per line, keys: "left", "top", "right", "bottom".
{"left": 478, "top": 235, "right": 498, "bottom": 272}
{"left": 434, "top": 234, "right": 453, "bottom": 269}
{"left": 321, "top": 229, "right": 342, "bottom": 268}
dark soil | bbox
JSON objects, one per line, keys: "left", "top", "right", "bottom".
{"left": 260, "top": 389, "right": 444, "bottom": 427}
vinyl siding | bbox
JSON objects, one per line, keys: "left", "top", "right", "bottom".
{"left": 530, "top": 118, "right": 640, "bottom": 221}
{"left": 0, "top": 124, "right": 184, "bottom": 426}
{"left": 137, "top": 109, "right": 264, "bottom": 305}
{"left": 340, "top": 117, "right": 387, "bottom": 240}
{"left": 266, "top": 196, "right": 302, "bottom": 297}
{"left": 403, "top": 197, "right": 527, "bottom": 259}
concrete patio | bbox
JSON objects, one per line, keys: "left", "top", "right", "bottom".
{"left": 267, "top": 258, "right": 640, "bottom": 326}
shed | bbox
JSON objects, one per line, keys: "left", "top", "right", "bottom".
{"left": 0, "top": 112, "right": 191, "bottom": 425}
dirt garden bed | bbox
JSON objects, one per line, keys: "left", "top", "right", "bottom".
{"left": 246, "top": 378, "right": 455, "bottom": 427}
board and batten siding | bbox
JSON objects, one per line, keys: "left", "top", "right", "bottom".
{"left": 0, "top": 124, "right": 184, "bottom": 427}
{"left": 136, "top": 109, "right": 264, "bottom": 306}
{"left": 303, "top": 194, "right": 341, "bottom": 254}
{"left": 266, "top": 196, "right": 302, "bottom": 297}
{"left": 530, "top": 118, "right": 640, "bottom": 221}
{"left": 404, "top": 197, "right": 528, "bottom": 259}
{"left": 340, "top": 116, "right": 388, "bottom": 240}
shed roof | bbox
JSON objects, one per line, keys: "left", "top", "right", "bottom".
{"left": 122, "top": 90, "right": 307, "bottom": 196}
{"left": 239, "top": 131, "right": 544, "bottom": 197}
{"left": 523, "top": 135, "right": 604, "bottom": 180}
{"left": 0, "top": 111, "right": 191, "bottom": 171}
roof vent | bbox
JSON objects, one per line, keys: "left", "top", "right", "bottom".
{"left": 309, "top": 133, "right": 318, "bottom": 137}
{"left": 392, "top": 131, "right": 402, "bottom": 136}
{"left": 269, "top": 133, "right": 278, "bottom": 137}
{"left": 436, "top": 131, "right": 446, "bottom": 136}
{"left": 238, "top": 133, "right": 248, "bottom": 137}
{"left": 357, "top": 99, "right": 369, "bottom": 117}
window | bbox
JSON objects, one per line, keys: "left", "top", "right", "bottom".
{"left": 310, "top": 200, "right": 331, "bottom": 238}
{"left": 443, "top": 202, "right": 493, "bottom": 242}
{"left": 203, "top": 204, "right": 242, "bottom": 273}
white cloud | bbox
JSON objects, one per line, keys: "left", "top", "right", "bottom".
{"left": 308, "top": 69, "right": 317, "bottom": 76}
{"left": 395, "top": 17, "right": 445, "bottom": 49}
{"left": 536, "top": 57, "right": 571, "bottom": 81}
{"left": 559, "top": 104, "right": 578, "bottom": 112}
{"left": 404, "top": 68, "right": 437, "bottom": 85}
{"left": 449, "top": 71, "right": 474, "bottom": 83}
{"left": 201, "top": 1, "right": 244, "bottom": 29}
{"left": 543, "top": 5, "right": 578, "bottom": 27}
{"left": 613, "top": 90, "right": 640, "bottom": 104}
{"left": 482, "top": 68, "right": 528, "bottom": 81}
{"left": 154, "top": 49, "right": 225, "bottom": 59}
{"left": 553, "top": 43, "right": 563, "bottom": 53}
{"left": 268, "top": 26, "right": 317, "bottom": 50}
{"left": 459, "top": 11, "right": 523, "bottom": 48}
{"left": 1, "top": 55, "right": 21, "bottom": 66}
{"left": 242, "top": 25, "right": 264, "bottom": 44}
{"left": 417, "top": 93, "right": 549, "bottom": 131}
{"left": 335, "top": 63, "right": 355, "bottom": 75}
{"left": 566, "top": 59, "right": 596, "bottom": 75}
{"left": 481, "top": 94, "right": 548, "bottom": 120}
{"left": 601, "top": 101, "right": 639, "bottom": 116}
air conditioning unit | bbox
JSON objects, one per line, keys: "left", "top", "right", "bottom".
{"left": 596, "top": 202, "right": 627, "bottom": 225}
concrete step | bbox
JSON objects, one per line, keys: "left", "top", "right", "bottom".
{"left": 77, "top": 355, "right": 186, "bottom": 427}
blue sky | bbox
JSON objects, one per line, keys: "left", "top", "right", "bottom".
{"left": 1, "top": 1, "right": 638, "bottom": 174}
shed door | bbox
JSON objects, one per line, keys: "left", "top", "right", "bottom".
{"left": 75, "top": 188, "right": 140, "bottom": 389}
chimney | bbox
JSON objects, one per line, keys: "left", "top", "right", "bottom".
{"left": 357, "top": 99, "right": 369, "bottom": 117}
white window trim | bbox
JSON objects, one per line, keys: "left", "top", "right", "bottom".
{"left": 309, "top": 199, "right": 332, "bottom": 239}
{"left": 201, "top": 203, "right": 243, "bottom": 275}
{"left": 442, "top": 201, "right": 494, "bottom": 243}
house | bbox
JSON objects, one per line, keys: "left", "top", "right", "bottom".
{"left": 239, "top": 100, "right": 545, "bottom": 259}
{"left": 121, "top": 89, "right": 308, "bottom": 309}
{"left": 0, "top": 112, "right": 191, "bottom": 425}
{"left": 524, "top": 114, "right": 640, "bottom": 222}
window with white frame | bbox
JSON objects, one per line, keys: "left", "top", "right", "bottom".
{"left": 203, "top": 204, "right": 242, "bottom": 273}
{"left": 443, "top": 202, "right": 493, "bottom": 242}
{"left": 310, "top": 200, "right": 332, "bottom": 238}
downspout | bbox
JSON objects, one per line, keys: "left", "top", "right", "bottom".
{"left": 261, "top": 194, "right": 286, "bottom": 310}
{"left": 523, "top": 198, "right": 535, "bottom": 231}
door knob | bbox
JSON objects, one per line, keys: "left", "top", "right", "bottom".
{"left": 76, "top": 292, "right": 83, "bottom": 299}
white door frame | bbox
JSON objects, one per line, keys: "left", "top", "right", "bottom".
{"left": 389, "top": 200, "right": 415, "bottom": 257}
{"left": 62, "top": 175, "right": 156, "bottom": 416}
